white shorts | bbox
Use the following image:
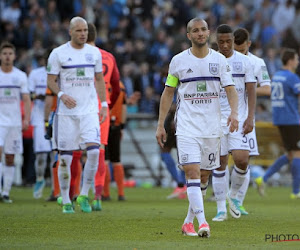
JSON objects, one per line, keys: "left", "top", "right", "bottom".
{"left": 220, "top": 125, "right": 250, "bottom": 156}
{"left": 33, "top": 125, "right": 52, "bottom": 153}
{"left": 0, "top": 126, "right": 23, "bottom": 154}
{"left": 54, "top": 113, "right": 100, "bottom": 151}
{"left": 177, "top": 135, "right": 220, "bottom": 171}
{"left": 248, "top": 126, "right": 259, "bottom": 156}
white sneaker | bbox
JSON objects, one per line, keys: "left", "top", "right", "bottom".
{"left": 212, "top": 211, "right": 227, "bottom": 222}
{"left": 227, "top": 194, "right": 241, "bottom": 218}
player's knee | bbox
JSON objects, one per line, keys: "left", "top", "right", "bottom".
{"left": 87, "top": 145, "right": 100, "bottom": 169}
{"left": 5, "top": 154, "right": 14, "bottom": 166}
{"left": 184, "top": 168, "right": 200, "bottom": 179}
{"left": 201, "top": 174, "right": 209, "bottom": 184}
{"left": 234, "top": 158, "right": 248, "bottom": 170}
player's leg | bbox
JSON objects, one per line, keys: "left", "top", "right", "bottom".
{"left": 237, "top": 129, "right": 258, "bottom": 210}
{"left": 33, "top": 125, "right": 52, "bottom": 198}
{"left": 178, "top": 136, "right": 204, "bottom": 237}
{"left": 70, "top": 150, "right": 82, "bottom": 200}
{"left": 2, "top": 126, "right": 23, "bottom": 203}
{"left": 77, "top": 113, "right": 100, "bottom": 213}
{"left": 110, "top": 125, "right": 125, "bottom": 201}
{"left": 93, "top": 145, "right": 106, "bottom": 210}
{"left": 212, "top": 133, "right": 228, "bottom": 221}
{"left": 291, "top": 150, "right": 300, "bottom": 198}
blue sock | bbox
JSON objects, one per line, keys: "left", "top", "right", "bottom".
{"left": 291, "top": 158, "right": 300, "bottom": 194}
{"left": 263, "top": 155, "right": 289, "bottom": 182}
{"left": 161, "top": 152, "right": 179, "bottom": 183}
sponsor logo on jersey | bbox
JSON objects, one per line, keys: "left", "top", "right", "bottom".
{"left": 197, "top": 81, "right": 206, "bottom": 92}
{"left": 261, "top": 66, "right": 270, "bottom": 80}
{"left": 85, "top": 53, "right": 93, "bottom": 63}
{"left": 209, "top": 63, "right": 219, "bottom": 75}
{"left": 4, "top": 89, "right": 11, "bottom": 96}
{"left": 47, "top": 64, "right": 51, "bottom": 72}
{"left": 233, "top": 62, "right": 242, "bottom": 72}
{"left": 68, "top": 58, "right": 72, "bottom": 61}
{"left": 77, "top": 68, "right": 85, "bottom": 76}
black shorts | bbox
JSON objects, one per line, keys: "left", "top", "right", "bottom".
{"left": 278, "top": 125, "right": 300, "bottom": 151}
{"left": 105, "top": 125, "right": 121, "bottom": 162}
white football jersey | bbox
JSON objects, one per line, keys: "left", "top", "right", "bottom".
{"left": 166, "top": 48, "right": 234, "bottom": 138}
{"left": 47, "top": 42, "right": 102, "bottom": 115}
{"left": 0, "top": 67, "right": 29, "bottom": 126}
{"left": 29, "top": 66, "right": 47, "bottom": 126}
{"left": 220, "top": 51, "right": 256, "bottom": 125}
{"left": 248, "top": 52, "right": 271, "bottom": 87}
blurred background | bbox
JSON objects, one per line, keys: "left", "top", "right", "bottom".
{"left": 1, "top": 0, "right": 298, "bottom": 188}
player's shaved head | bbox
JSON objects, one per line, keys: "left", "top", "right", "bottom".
{"left": 69, "top": 16, "right": 87, "bottom": 30}
{"left": 187, "top": 18, "right": 208, "bottom": 33}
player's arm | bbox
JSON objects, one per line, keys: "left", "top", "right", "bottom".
{"left": 224, "top": 86, "right": 239, "bottom": 132}
{"left": 47, "top": 74, "right": 76, "bottom": 109}
{"left": 121, "top": 94, "right": 127, "bottom": 129}
{"left": 156, "top": 86, "right": 176, "bottom": 148}
{"left": 109, "top": 57, "right": 121, "bottom": 109}
{"left": 22, "top": 93, "right": 31, "bottom": 131}
{"left": 243, "top": 82, "right": 256, "bottom": 134}
{"left": 95, "top": 72, "right": 107, "bottom": 123}
{"left": 256, "top": 85, "right": 271, "bottom": 96}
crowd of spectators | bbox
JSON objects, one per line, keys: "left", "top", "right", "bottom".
{"left": 1, "top": 0, "right": 300, "bottom": 118}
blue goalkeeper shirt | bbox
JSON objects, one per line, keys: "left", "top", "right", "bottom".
{"left": 271, "top": 69, "right": 300, "bottom": 125}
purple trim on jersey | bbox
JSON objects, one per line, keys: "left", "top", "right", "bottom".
{"left": 86, "top": 145, "right": 100, "bottom": 151}
{"left": 181, "top": 161, "right": 201, "bottom": 165}
{"left": 213, "top": 171, "right": 226, "bottom": 178}
{"left": 234, "top": 166, "right": 248, "bottom": 175}
{"left": 232, "top": 74, "right": 245, "bottom": 77}
{"left": 0, "top": 85, "right": 21, "bottom": 88}
{"left": 60, "top": 151, "right": 73, "bottom": 155}
{"left": 61, "top": 64, "right": 95, "bottom": 69}
{"left": 187, "top": 182, "right": 201, "bottom": 187}
{"left": 35, "top": 85, "right": 47, "bottom": 88}
{"left": 181, "top": 76, "right": 220, "bottom": 83}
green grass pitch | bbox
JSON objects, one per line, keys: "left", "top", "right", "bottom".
{"left": 0, "top": 186, "right": 299, "bottom": 249}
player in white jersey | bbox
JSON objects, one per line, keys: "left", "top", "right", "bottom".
{"left": 156, "top": 18, "right": 239, "bottom": 238}
{"left": 29, "top": 52, "right": 53, "bottom": 199}
{"left": 212, "top": 24, "right": 256, "bottom": 221}
{"left": 0, "top": 42, "right": 31, "bottom": 203}
{"left": 47, "top": 17, "right": 107, "bottom": 214}
{"left": 233, "top": 28, "right": 271, "bottom": 214}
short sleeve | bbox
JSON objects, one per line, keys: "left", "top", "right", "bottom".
{"left": 20, "top": 73, "right": 29, "bottom": 94}
{"left": 94, "top": 49, "right": 103, "bottom": 73}
{"left": 165, "top": 57, "right": 179, "bottom": 88}
{"left": 220, "top": 56, "right": 234, "bottom": 88}
{"left": 291, "top": 74, "right": 300, "bottom": 95}
{"left": 257, "top": 59, "right": 271, "bottom": 87}
{"left": 47, "top": 50, "right": 60, "bottom": 75}
{"left": 244, "top": 57, "right": 256, "bottom": 83}
{"left": 28, "top": 71, "right": 35, "bottom": 92}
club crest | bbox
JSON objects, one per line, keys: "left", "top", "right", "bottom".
{"left": 85, "top": 53, "right": 93, "bottom": 63}
{"left": 209, "top": 63, "right": 219, "bottom": 75}
{"left": 233, "top": 62, "right": 242, "bottom": 73}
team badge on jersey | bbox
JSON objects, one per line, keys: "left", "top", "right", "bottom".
{"left": 209, "top": 63, "right": 219, "bottom": 75}
{"left": 233, "top": 62, "right": 242, "bottom": 73}
{"left": 181, "top": 154, "right": 188, "bottom": 163}
{"left": 85, "top": 53, "right": 93, "bottom": 63}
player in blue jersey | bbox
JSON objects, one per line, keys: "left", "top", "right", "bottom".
{"left": 255, "top": 48, "right": 300, "bottom": 199}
